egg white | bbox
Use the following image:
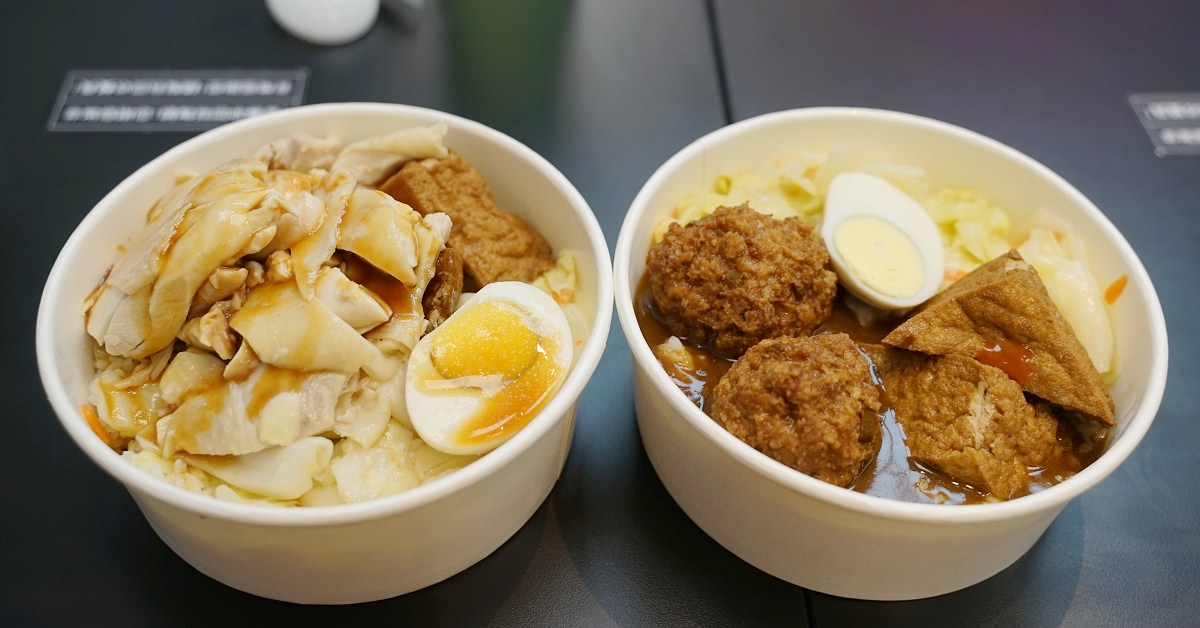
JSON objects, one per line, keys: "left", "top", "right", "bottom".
{"left": 820, "top": 172, "right": 944, "bottom": 310}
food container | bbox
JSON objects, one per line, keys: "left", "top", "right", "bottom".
{"left": 37, "top": 102, "right": 613, "bottom": 604}
{"left": 613, "top": 107, "right": 1167, "bottom": 600}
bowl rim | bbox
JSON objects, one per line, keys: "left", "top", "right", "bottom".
{"left": 37, "top": 102, "right": 614, "bottom": 526}
{"left": 614, "top": 106, "right": 1169, "bottom": 524}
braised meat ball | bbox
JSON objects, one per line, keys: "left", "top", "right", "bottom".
{"left": 646, "top": 204, "right": 837, "bottom": 357}
{"left": 710, "top": 333, "right": 881, "bottom": 487}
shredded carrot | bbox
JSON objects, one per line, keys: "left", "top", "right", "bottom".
{"left": 80, "top": 404, "right": 114, "bottom": 448}
{"left": 1105, "top": 274, "right": 1128, "bottom": 305}
{"left": 944, "top": 268, "right": 968, "bottom": 282}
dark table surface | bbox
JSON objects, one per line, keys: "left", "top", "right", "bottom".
{"left": 2, "top": 1, "right": 1196, "bottom": 626}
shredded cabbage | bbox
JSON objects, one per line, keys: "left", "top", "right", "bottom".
{"left": 1017, "top": 228, "right": 1114, "bottom": 374}
{"left": 924, "top": 188, "right": 1012, "bottom": 286}
{"left": 653, "top": 151, "right": 825, "bottom": 242}
{"left": 331, "top": 421, "right": 473, "bottom": 504}
{"left": 532, "top": 251, "right": 578, "bottom": 305}
{"left": 651, "top": 145, "right": 931, "bottom": 243}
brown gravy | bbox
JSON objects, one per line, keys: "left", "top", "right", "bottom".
{"left": 634, "top": 276, "right": 1108, "bottom": 505}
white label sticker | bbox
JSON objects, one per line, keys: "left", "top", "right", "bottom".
{"left": 1129, "top": 92, "right": 1200, "bottom": 156}
{"left": 47, "top": 68, "right": 309, "bottom": 132}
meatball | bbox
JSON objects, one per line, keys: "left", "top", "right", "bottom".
{"left": 645, "top": 204, "right": 837, "bottom": 357}
{"left": 710, "top": 333, "right": 881, "bottom": 488}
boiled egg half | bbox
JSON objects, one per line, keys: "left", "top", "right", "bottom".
{"left": 406, "top": 281, "right": 574, "bottom": 456}
{"left": 820, "top": 172, "right": 944, "bottom": 310}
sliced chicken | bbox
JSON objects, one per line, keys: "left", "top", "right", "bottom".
{"left": 229, "top": 279, "right": 387, "bottom": 376}
{"left": 223, "top": 341, "right": 262, "bottom": 380}
{"left": 330, "top": 422, "right": 422, "bottom": 502}
{"left": 86, "top": 283, "right": 152, "bottom": 355}
{"left": 184, "top": 436, "right": 335, "bottom": 501}
{"left": 314, "top": 266, "right": 392, "bottom": 332}
{"left": 189, "top": 266, "right": 248, "bottom": 318}
{"left": 106, "top": 171, "right": 212, "bottom": 297}
{"left": 265, "top": 249, "right": 294, "bottom": 283}
{"left": 330, "top": 123, "right": 448, "bottom": 186}
{"left": 366, "top": 316, "right": 427, "bottom": 356}
{"left": 338, "top": 187, "right": 449, "bottom": 288}
{"left": 333, "top": 357, "right": 407, "bottom": 447}
{"left": 335, "top": 253, "right": 432, "bottom": 356}
{"left": 177, "top": 301, "right": 238, "bottom": 360}
{"left": 160, "top": 365, "right": 347, "bottom": 456}
{"left": 88, "top": 376, "right": 165, "bottom": 440}
{"left": 158, "top": 350, "right": 225, "bottom": 405}
{"left": 255, "top": 133, "right": 341, "bottom": 172}
{"left": 291, "top": 170, "right": 355, "bottom": 299}
{"left": 257, "top": 169, "right": 327, "bottom": 254}
{"left": 86, "top": 158, "right": 278, "bottom": 358}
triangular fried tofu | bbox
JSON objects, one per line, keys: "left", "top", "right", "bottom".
{"left": 862, "top": 344, "right": 1062, "bottom": 499}
{"left": 379, "top": 151, "right": 554, "bottom": 289}
{"left": 882, "top": 250, "right": 1115, "bottom": 426}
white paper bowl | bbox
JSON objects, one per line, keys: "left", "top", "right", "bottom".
{"left": 613, "top": 107, "right": 1167, "bottom": 600}
{"left": 37, "top": 102, "right": 613, "bottom": 604}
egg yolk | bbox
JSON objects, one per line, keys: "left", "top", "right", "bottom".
{"left": 431, "top": 301, "right": 541, "bottom": 380}
{"left": 833, "top": 215, "right": 924, "bottom": 299}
